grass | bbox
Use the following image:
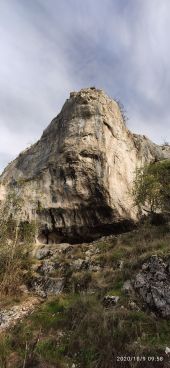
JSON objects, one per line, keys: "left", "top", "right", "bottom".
{"left": 68, "top": 271, "right": 92, "bottom": 293}
{"left": 0, "top": 335, "right": 12, "bottom": 368}
{"left": 0, "top": 223, "right": 169, "bottom": 367}
{"left": 36, "top": 337, "right": 64, "bottom": 362}
{"left": 1, "top": 290, "right": 169, "bottom": 368}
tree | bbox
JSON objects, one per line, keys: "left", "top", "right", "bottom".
{"left": 133, "top": 159, "right": 170, "bottom": 215}
{"left": 0, "top": 191, "right": 36, "bottom": 296}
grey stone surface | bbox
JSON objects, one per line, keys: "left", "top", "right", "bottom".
{"left": 0, "top": 88, "right": 169, "bottom": 242}
{"left": 32, "top": 275, "right": 64, "bottom": 298}
{"left": 122, "top": 280, "right": 133, "bottom": 293}
{"left": 0, "top": 297, "right": 40, "bottom": 331}
{"left": 103, "top": 295, "right": 119, "bottom": 307}
{"left": 35, "top": 247, "right": 51, "bottom": 260}
{"left": 38, "top": 260, "right": 59, "bottom": 275}
{"left": 134, "top": 256, "right": 170, "bottom": 318}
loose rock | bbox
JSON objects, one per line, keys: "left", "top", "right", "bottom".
{"left": 103, "top": 295, "right": 119, "bottom": 307}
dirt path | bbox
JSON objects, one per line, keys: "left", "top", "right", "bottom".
{"left": 0, "top": 296, "right": 42, "bottom": 332}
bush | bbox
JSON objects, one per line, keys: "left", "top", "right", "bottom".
{"left": 0, "top": 192, "right": 36, "bottom": 296}
{"left": 133, "top": 160, "right": 170, "bottom": 215}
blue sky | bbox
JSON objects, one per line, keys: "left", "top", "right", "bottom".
{"left": 0, "top": 0, "right": 170, "bottom": 172}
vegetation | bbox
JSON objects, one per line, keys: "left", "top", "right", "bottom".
{"left": 0, "top": 289, "right": 169, "bottom": 367}
{"left": 115, "top": 99, "right": 129, "bottom": 126}
{"left": 0, "top": 177, "right": 169, "bottom": 366}
{"left": 133, "top": 159, "right": 170, "bottom": 214}
{"left": 0, "top": 192, "right": 36, "bottom": 297}
{"left": 0, "top": 223, "right": 169, "bottom": 367}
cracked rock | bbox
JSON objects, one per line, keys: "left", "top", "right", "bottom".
{"left": 134, "top": 256, "right": 170, "bottom": 317}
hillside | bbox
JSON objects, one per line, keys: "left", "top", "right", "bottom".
{"left": 0, "top": 223, "right": 170, "bottom": 367}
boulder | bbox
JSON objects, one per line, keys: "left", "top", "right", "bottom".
{"left": 103, "top": 295, "right": 119, "bottom": 307}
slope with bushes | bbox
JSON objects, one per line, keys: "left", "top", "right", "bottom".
{"left": 0, "top": 222, "right": 169, "bottom": 368}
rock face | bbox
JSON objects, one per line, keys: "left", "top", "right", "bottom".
{"left": 0, "top": 87, "right": 168, "bottom": 243}
{"left": 134, "top": 256, "right": 170, "bottom": 318}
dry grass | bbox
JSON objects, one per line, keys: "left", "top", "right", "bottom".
{"left": 0, "top": 223, "right": 169, "bottom": 367}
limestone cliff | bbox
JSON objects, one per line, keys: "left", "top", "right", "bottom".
{"left": 0, "top": 88, "right": 168, "bottom": 243}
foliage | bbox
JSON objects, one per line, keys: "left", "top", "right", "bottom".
{"left": 0, "top": 224, "right": 169, "bottom": 366}
{"left": 0, "top": 192, "right": 36, "bottom": 296}
{"left": 0, "top": 335, "right": 11, "bottom": 368}
{"left": 2, "top": 291, "right": 170, "bottom": 368}
{"left": 115, "top": 99, "right": 129, "bottom": 126}
{"left": 133, "top": 160, "right": 170, "bottom": 214}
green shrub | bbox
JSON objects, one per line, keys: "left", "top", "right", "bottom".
{"left": 0, "top": 192, "right": 36, "bottom": 296}
{"left": 0, "top": 335, "right": 11, "bottom": 368}
{"left": 133, "top": 160, "right": 170, "bottom": 214}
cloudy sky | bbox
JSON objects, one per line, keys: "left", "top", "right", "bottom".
{"left": 0, "top": 0, "right": 170, "bottom": 172}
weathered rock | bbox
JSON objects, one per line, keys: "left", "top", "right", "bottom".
{"left": 161, "top": 144, "right": 170, "bottom": 159}
{"left": 0, "top": 297, "right": 41, "bottom": 331}
{"left": 38, "top": 260, "right": 59, "bottom": 275}
{"left": 35, "top": 247, "right": 51, "bottom": 260}
{"left": 32, "top": 276, "right": 64, "bottom": 298}
{"left": 88, "top": 263, "right": 101, "bottom": 272}
{"left": 128, "top": 300, "right": 140, "bottom": 311}
{"left": 19, "top": 284, "right": 29, "bottom": 294}
{"left": 122, "top": 280, "right": 133, "bottom": 293}
{"left": 134, "top": 256, "right": 170, "bottom": 317}
{"left": 71, "top": 258, "right": 88, "bottom": 271}
{"left": 165, "top": 347, "right": 170, "bottom": 355}
{"left": 103, "top": 295, "right": 119, "bottom": 307}
{"left": 58, "top": 243, "right": 73, "bottom": 254}
{"left": 119, "top": 260, "right": 124, "bottom": 270}
{"left": 0, "top": 88, "right": 168, "bottom": 243}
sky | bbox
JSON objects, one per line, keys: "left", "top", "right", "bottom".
{"left": 0, "top": 0, "right": 170, "bottom": 172}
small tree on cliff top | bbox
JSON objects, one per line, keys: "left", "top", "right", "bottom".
{"left": 133, "top": 160, "right": 170, "bottom": 214}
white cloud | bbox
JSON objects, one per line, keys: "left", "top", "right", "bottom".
{"left": 0, "top": 0, "right": 170, "bottom": 172}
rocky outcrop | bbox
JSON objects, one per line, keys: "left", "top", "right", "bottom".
{"left": 134, "top": 256, "right": 170, "bottom": 318}
{"left": 32, "top": 275, "right": 64, "bottom": 298}
{"left": 0, "top": 88, "right": 168, "bottom": 243}
{"left": 0, "top": 297, "right": 41, "bottom": 332}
